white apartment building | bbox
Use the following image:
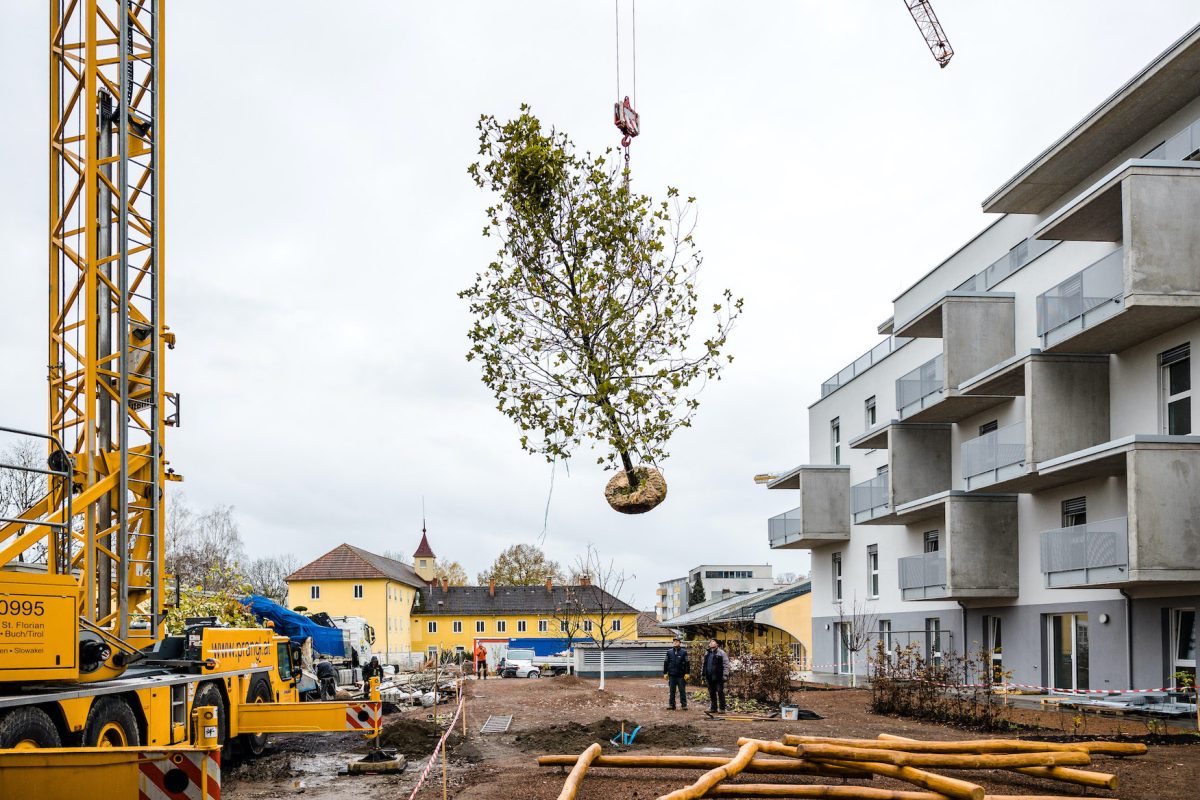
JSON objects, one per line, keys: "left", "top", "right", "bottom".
{"left": 657, "top": 565, "right": 774, "bottom": 620}
{"left": 656, "top": 576, "right": 690, "bottom": 621}
{"left": 766, "top": 25, "right": 1200, "bottom": 693}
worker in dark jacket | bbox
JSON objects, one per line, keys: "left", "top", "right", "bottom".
{"left": 315, "top": 658, "right": 338, "bottom": 700}
{"left": 662, "top": 637, "right": 690, "bottom": 710}
{"left": 702, "top": 639, "right": 728, "bottom": 713}
{"left": 362, "top": 656, "right": 384, "bottom": 686}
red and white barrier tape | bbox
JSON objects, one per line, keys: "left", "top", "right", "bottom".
{"left": 405, "top": 692, "right": 465, "bottom": 800}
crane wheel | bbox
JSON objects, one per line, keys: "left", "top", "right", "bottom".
{"left": 83, "top": 696, "right": 141, "bottom": 748}
{"left": 190, "top": 682, "right": 228, "bottom": 747}
{"left": 0, "top": 707, "right": 62, "bottom": 749}
{"left": 238, "top": 677, "right": 272, "bottom": 757}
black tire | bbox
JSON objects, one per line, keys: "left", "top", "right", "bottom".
{"left": 238, "top": 677, "right": 272, "bottom": 757}
{"left": 527, "top": 670, "right": 540, "bottom": 679}
{"left": 82, "top": 696, "right": 141, "bottom": 748}
{"left": 190, "top": 682, "right": 228, "bottom": 747}
{"left": 0, "top": 707, "right": 61, "bottom": 748}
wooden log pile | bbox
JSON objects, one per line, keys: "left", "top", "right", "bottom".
{"left": 537, "top": 732, "right": 1145, "bottom": 799}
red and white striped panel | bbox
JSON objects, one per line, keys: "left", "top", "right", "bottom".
{"left": 138, "top": 750, "right": 221, "bottom": 800}
{"left": 345, "top": 702, "right": 381, "bottom": 731}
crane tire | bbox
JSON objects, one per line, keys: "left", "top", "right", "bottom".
{"left": 238, "top": 676, "right": 272, "bottom": 757}
{"left": 83, "top": 696, "right": 141, "bottom": 748}
{"left": 0, "top": 707, "right": 62, "bottom": 748}
{"left": 190, "top": 682, "right": 228, "bottom": 747}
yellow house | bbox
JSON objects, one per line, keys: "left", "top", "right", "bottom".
{"left": 409, "top": 578, "right": 641, "bottom": 661}
{"left": 286, "top": 540, "right": 432, "bottom": 665}
{"left": 664, "top": 581, "right": 812, "bottom": 668}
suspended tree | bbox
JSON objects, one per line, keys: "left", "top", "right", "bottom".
{"left": 463, "top": 107, "right": 742, "bottom": 513}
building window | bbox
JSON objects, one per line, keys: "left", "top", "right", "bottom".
{"left": 427, "top": 645, "right": 438, "bottom": 658}
{"left": 455, "top": 645, "right": 466, "bottom": 655}
{"left": 583, "top": 620, "right": 593, "bottom": 633}
{"left": 353, "top": 584, "right": 364, "bottom": 599}
{"left": 453, "top": 620, "right": 463, "bottom": 633}
{"left": 612, "top": 619, "right": 622, "bottom": 631}
{"left": 867, "top": 544, "right": 879, "bottom": 598}
{"left": 476, "top": 620, "right": 485, "bottom": 633}
{"left": 832, "top": 552, "right": 843, "bottom": 602}
{"left": 831, "top": 418, "right": 841, "bottom": 465}
{"left": 865, "top": 396, "right": 876, "bottom": 428}
{"left": 560, "top": 620, "right": 569, "bottom": 633}
{"left": 538, "top": 620, "right": 548, "bottom": 633}
{"left": 704, "top": 570, "right": 753, "bottom": 579}
{"left": 979, "top": 420, "right": 998, "bottom": 435}
{"left": 878, "top": 619, "right": 893, "bottom": 653}
{"left": 1161, "top": 345, "right": 1191, "bottom": 434}
{"left": 517, "top": 620, "right": 527, "bottom": 633}
{"left": 925, "top": 617, "right": 942, "bottom": 666}
{"left": 923, "top": 531, "right": 939, "bottom": 553}
{"left": 496, "top": 620, "right": 507, "bottom": 633}
{"left": 419, "top": 559, "right": 427, "bottom": 568}
{"left": 427, "top": 621, "right": 437, "bottom": 634}
{"left": 310, "top": 585, "right": 320, "bottom": 600}
{"left": 1062, "top": 497, "right": 1087, "bottom": 528}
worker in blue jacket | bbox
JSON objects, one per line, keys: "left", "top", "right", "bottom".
{"left": 662, "top": 637, "right": 690, "bottom": 710}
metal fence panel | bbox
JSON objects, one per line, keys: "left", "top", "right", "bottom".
{"left": 1036, "top": 248, "right": 1124, "bottom": 336}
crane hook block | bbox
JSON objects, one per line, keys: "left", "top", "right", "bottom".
{"left": 613, "top": 96, "right": 640, "bottom": 148}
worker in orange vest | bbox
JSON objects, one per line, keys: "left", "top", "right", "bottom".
{"left": 473, "top": 643, "right": 489, "bottom": 680}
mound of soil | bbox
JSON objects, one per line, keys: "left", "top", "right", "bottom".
{"left": 547, "top": 675, "right": 588, "bottom": 689}
{"left": 511, "top": 716, "right": 706, "bottom": 752}
{"left": 377, "top": 718, "right": 464, "bottom": 757}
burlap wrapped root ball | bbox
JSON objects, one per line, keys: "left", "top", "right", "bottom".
{"left": 604, "top": 467, "right": 668, "bottom": 514}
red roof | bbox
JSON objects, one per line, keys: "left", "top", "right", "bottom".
{"left": 286, "top": 543, "right": 425, "bottom": 588}
{"left": 413, "top": 529, "right": 436, "bottom": 559}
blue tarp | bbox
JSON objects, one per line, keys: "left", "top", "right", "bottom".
{"left": 504, "top": 637, "right": 580, "bottom": 657}
{"left": 242, "top": 595, "right": 347, "bottom": 658}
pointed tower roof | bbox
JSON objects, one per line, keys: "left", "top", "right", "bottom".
{"left": 413, "top": 526, "right": 436, "bottom": 559}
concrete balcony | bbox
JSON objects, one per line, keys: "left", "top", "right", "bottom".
{"left": 849, "top": 423, "right": 953, "bottom": 509}
{"left": 962, "top": 421, "right": 1026, "bottom": 491}
{"left": 1041, "top": 513, "right": 1200, "bottom": 589}
{"left": 959, "top": 353, "right": 1112, "bottom": 491}
{"left": 895, "top": 352, "right": 1009, "bottom": 424}
{"left": 897, "top": 494, "right": 1019, "bottom": 601}
{"left": 1035, "top": 161, "right": 1200, "bottom": 353}
{"left": 851, "top": 473, "right": 889, "bottom": 524}
{"left": 766, "top": 465, "right": 850, "bottom": 549}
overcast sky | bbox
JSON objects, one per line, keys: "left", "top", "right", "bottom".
{"left": 2, "top": 2, "right": 1198, "bottom": 610}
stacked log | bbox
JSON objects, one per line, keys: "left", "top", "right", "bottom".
{"left": 538, "top": 731, "right": 1144, "bottom": 799}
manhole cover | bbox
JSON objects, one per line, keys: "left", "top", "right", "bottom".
{"left": 480, "top": 714, "right": 513, "bottom": 733}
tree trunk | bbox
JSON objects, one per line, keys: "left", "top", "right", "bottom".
{"left": 599, "top": 646, "right": 607, "bottom": 691}
{"left": 619, "top": 450, "right": 640, "bottom": 491}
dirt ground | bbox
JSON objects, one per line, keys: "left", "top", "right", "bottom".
{"left": 224, "top": 676, "right": 1200, "bottom": 799}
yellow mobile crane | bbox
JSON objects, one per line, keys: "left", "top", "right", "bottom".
{"left": 0, "top": 1, "right": 382, "bottom": 753}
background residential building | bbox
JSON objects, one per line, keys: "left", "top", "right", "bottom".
{"left": 765, "top": 25, "right": 1200, "bottom": 692}
{"left": 285, "top": 543, "right": 425, "bottom": 665}
{"left": 656, "top": 576, "right": 690, "bottom": 620}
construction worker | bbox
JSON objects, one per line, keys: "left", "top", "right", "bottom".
{"left": 362, "top": 655, "right": 384, "bottom": 685}
{"left": 663, "top": 637, "right": 690, "bottom": 710}
{"left": 703, "top": 639, "right": 729, "bottom": 714}
{"left": 315, "top": 657, "right": 338, "bottom": 700}
{"left": 473, "top": 643, "right": 489, "bottom": 680}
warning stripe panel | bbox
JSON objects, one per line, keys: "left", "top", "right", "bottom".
{"left": 137, "top": 751, "right": 221, "bottom": 800}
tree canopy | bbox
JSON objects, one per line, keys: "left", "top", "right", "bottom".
{"left": 462, "top": 107, "right": 741, "bottom": 506}
{"left": 434, "top": 560, "right": 469, "bottom": 586}
{"left": 477, "top": 543, "right": 564, "bottom": 586}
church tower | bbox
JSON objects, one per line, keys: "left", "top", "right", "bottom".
{"left": 413, "top": 525, "right": 437, "bottom": 584}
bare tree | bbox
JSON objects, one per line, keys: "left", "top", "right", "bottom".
{"left": 835, "top": 595, "right": 880, "bottom": 688}
{"left": 164, "top": 492, "right": 245, "bottom": 594}
{"left": 243, "top": 554, "right": 301, "bottom": 603}
{"left": 574, "top": 544, "right": 636, "bottom": 691}
{"left": 0, "top": 440, "right": 49, "bottom": 563}
{"left": 380, "top": 550, "right": 413, "bottom": 565}
{"left": 550, "top": 586, "right": 585, "bottom": 654}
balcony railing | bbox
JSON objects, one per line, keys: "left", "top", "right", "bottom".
{"left": 1040, "top": 517, "right": 1129, "bottom": 587}
{"left": 768, "top": 507, "right": 803, "bottom": 547}
{"left": 821, "top": 336, "right": 913, "bottom": 398}
{"left": 956, "top": 236, "right": 1058, "bottom": 292}
{"left": 851, "top": 473, "right": 889, "bottom": 522}
{"left": 1145, "top": 117, "right": 1200, "bottom": 161}
{"left": 1036, "top": 248, "right": 1124, "bottom": 345}
{"left": 962, "top": 421, "right": 1026, "bottom": 489}
{"left": 898, "top": 551, "right": 946, "bottom": 600}
{"left": 896, "top": 353, "right": 944, "bottom": 414}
